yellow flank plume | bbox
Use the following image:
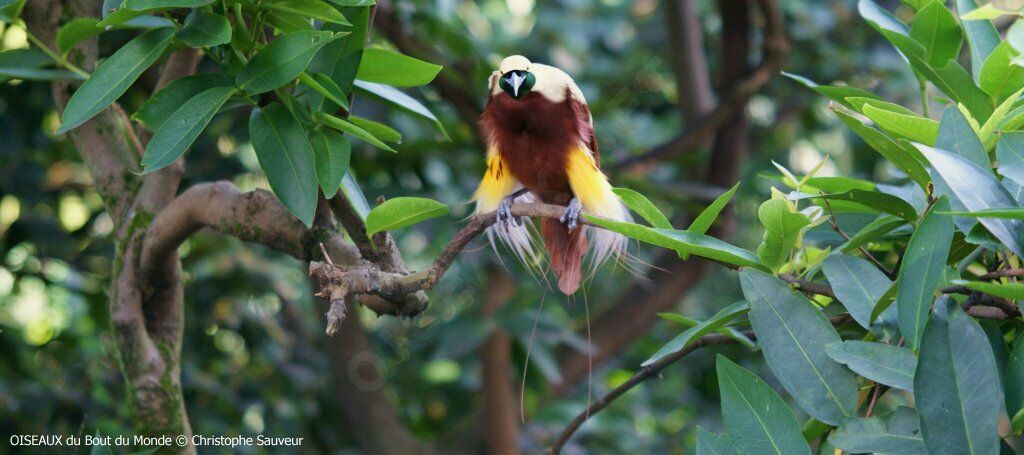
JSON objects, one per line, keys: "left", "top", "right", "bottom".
{"left": 566, "top": 146, "right": 622, "bottom": 219}
{"left": 473, "top": 148, "right": 517, "bottom": 213}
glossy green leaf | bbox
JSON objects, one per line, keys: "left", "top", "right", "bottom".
{"left": 944, "top": 208, "right": 1024, "bottom": 218}
{"left": 0, "top": 0, "right": 24, "bottom": 23}
{"left": 782, "top": 72, "right": 884, "bottom": 111}
{"left": 643, "top": 301, "right": 748, "bottom": 366}
{"left": 915, "top": 297, "right": 1002, "bottom": 454}
{"left": 909, "top": 0, "right": 963, "bottom": 67}
{"left": 612, "top": 187, "right": 672, "bottom": 229}
{"left": 141, "top": 86, "right": 235, "bottom": 174}
{"left": 266, "top": 11, "right": 314, "bottom": 33}
{"left": 177, "top": 10, "right": 230, "bottom": 48}
{"left": 340, "top": 172, "right": 371, "bottom": 219}
{"left": 364, "top": 197, "right": 449, "bottom": 237}
{"left": 316, "top": 112, "right": 397, "bottom": 152}
{"left": 756, "top": 198, "right": 811, "bottom": 272}
{"left": 584, "top": 216, "right": 766, "bottom": 270}
{"left": 57, "top": 27, "right": 176, "bottom": 134}
{"left": 790, "top": 189, "right": 917, "bottom": 222}
{"left": 696, "top": 427, "right": 738, "bottom": 455}
{"left": 348, "top": 116, "right": 401, "bottom": 144}
{"left": 123, "top": 0, "right": 214, "bottom": 10}
{"left": 1006, "top": 334, "right": 1024, "bottom": 423}
{"left": 980, "top": 42, "right": 1024, "bottom": 104}
{"left": 264, "top": 0, "right": 351, "bottom": 25}
{"left": 979, "top": 87, "right": 1024, "bottom": 149}
{"left": 897, "top": 197, "right": 953, "bottom": 351}
{"left": 56, "top": 18, "right": 101, "bottom": 55}
{"left": 741, "top": 269, "right": 859, "bottom": 426}
{"left": 354, "top": 80, "right": 446, "bottom": 135}
{"left": 356, "top": 48, "right": 442, "bottom": 87}
{"left": 299, "top": 71, "right": 351, "bottom": 111}
{"left": 825, "top": 340, "right": 916, "bottom": 391}
{"left": 998, "top": 132, "right": 1024, "bottom": 187}
{"left": 716, "top": 355, "right": 810, "bottom": 455}
{"left": 918, "top": 144, "right": 1024, "bottom": 256}
{"left": 861, "top": 103, "right": 939, "bottom": 145}
{"left": 960, "top": 0, "right": 1007, "bottom": 83}
{"left": 839, "top": 214, "right": 908, "bottom": 252}
{"left": 822, "top": 254, "right": 894, "bottom": 330}
{"left": 311, "top": 129, "right": 351, "bottom": 198}
{"left": 133, "top": 73, "right": 234, "bottom": 130}
{"left": 829, "top": 407, "right": 926, "bottom": 455}
{"left": 835, "top": 111, "right": 930, "bottom": 189}
{"left": 237, "top": 31, "right": 342, "bottom": 94}
{"left": 936, "top": 105, "right": 989, "bottom": 168}
{"left": 951, "top": 279, "right": 1024, "bottom": 300}
{"left": 962, "top": 3, "right": 1018, "bottom": 20}
{"left": 688, "top": 182, "right": 740, "bottom": 235}
{"left": 249, "top": 104, "right": 318, "bottom": 227}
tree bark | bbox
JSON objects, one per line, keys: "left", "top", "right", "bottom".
{"left": 480, "top": 268, "right": 520, "bottom": 455}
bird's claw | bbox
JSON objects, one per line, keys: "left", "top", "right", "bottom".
{"left": 560, "top": 197, "right": 582, "bottom": 231}
{"left": 497, "top": 195, "right": 520, "bottom": 227}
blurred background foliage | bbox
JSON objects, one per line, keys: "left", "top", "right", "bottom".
{"left": 0, "top": 0, "right": 930, "bottom": 452}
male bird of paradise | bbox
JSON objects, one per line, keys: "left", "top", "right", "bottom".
{"left": 473, "top": 55, "right": 631, "bottom": 295}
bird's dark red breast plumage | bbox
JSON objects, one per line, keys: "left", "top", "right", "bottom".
{"left": 473, "top": 55, "right": 629, "bottom": 295}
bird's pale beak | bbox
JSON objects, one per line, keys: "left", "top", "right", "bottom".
{"left": 506, "top": 71, "right": 527, "bottom": 98}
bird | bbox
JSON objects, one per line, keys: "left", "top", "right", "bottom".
{"left": 472, "top": 55, "right": 631, "bottom": 295}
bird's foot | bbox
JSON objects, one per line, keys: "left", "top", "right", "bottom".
{"left": 497, "top": 195, "right": 521, "bottom": 227}
{"left": 560, "top": 197, "right": 582, "bottom": 231}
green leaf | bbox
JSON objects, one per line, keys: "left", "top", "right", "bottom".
{"left": 0, "top": 67, "right": 83, "bottom": 81}
{"left": 56, "top": 18, "right": 101, "bottom": 55}
{"left": 311, "top": 129, "right": 351, "bottom": 198}
{"left": 316, "top": 112, "right": 397, "bottom": 152}
{"left": 264, "top": 0, "right": 351, "bottom": 25}
{"left": 348, "top": 116, "right": 401, "bottom": 144}
{"left": 871, "top": 280, "right": 899, "bottom": 323}
{"left": 249, "top": 104, "right": 318, "bottom": 226}
{"left": 236, "top": 31, "right": 342, "bottom": 94}
{"left": 0, "top": 0, "right": 24, "bottom": 23}
{"left": 861, "top": 103, "right": 939, "bottom": 145}
{"left": 979, "top": 87, "right": 1024, "bottom": 149}
{"left": 299, "top": 71, "right": 351, "bottom": 111}
{"left": 825, "top": 340, "right": 917, "bottom": 391}
{"left": 962, "top": 4, "right": 1019, "bottom": 21}
{"left": 782, "top": 72, "right": 884, "bottom": 111}
{"left": 716, "top": 355, "right": 811, "bottom": 455}
{"left": 740, "top": 269, "right": 859, "bottom": 426}
{"left": 897, "top": 197, "right": 953, "bottom": 351}
{"left": 915, "top": 297, "right": 1002, "bottom": 454}
{"left": 835, "top": 111, "right": 930, "bottom": 189}
{"left": 944, "top": 208, "right": 1024, "bottom": 218}
{"left": 57, "top": 27, "right": 176, "bottom": 134}
{"left": 822, "top": 254, "right": 894, "bottom": 330}
{"left": 958, "top": 0, "right": 1002, "bottom": 82}
{"left": 829, "top": 408, "right": 926, "bottom": 455}
{"left": 141, "top": 86, "right": 235, "bottom": 174}
{"left": 612, "top": 187, "right": 672, "bottom": 229}
{"left": 354, "top": 80, "right": 446, "bottom": 135}
{"left": 951, "top": 279, "right": 1024, "bottom": 299}
{"left": 341, "top": 172, "right": 371, "bottom": 219}
{"left": 910, "top": 0, "right": 963, "bottom": 68}
{"left": 936, "top": 105, "right": 989, "bottom": 169}
{"left": 980, "top": 42, "right": 1024, "bottom": 104}
{"left": 838, "top": 214, "right": 907, "bottom": 253}
{"left": 123, "top": 0, "right": 214, "bottom": 10}
{"left": 266, "top": 11, "right": 314, "bottom": 33}
{"left": 790, "top": 189, "right": 918, "bottom": 222}
{"left": 177, "top": 10, "right": 230, "bottom": 48}
{"left": 356, "top": 48, "right": 442, "bottom": 87}
{"left": 696, "top": 427, "right": 738, "bottom": 455}
{"left": 584, "top": 216, "right": 767, "bottom": 270}
{"left": 688, "top": 182, "right": 740, "bottom": 235}
{"left": 364, "top": 197, "right": 449, "bottom": 237}
{"left": 1007, "top": 334, "right": 1024, "bottom": 422}
{"left": 756, "top": 198, "right": 811, "bottom": 272}
{"left": 998, "top": 132, "right": 1024, "bottom": 187}
{"left": 917, "top": 144, "right": 1024, "bottom": 256}
{"left": 643, "top": 301, "right": 748, "bottom": 366}
{"left": 133, "top": 73, "right": 234, "bottom": 130}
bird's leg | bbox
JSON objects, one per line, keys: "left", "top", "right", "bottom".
{"left": 560, "top": 197, "right": 582, "bottom": 231}
{"left": 497, "top": 188, "right": 530, "bottom": 227}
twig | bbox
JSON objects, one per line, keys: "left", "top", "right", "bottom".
{"left": 820, "top": 197, "right": 894, "bottom": 279}
{"left": 979, "top": 268, "right": 1024, "bottom": 281}
{"left": 547, "top": 314, "right": 852, "bottom": 453}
